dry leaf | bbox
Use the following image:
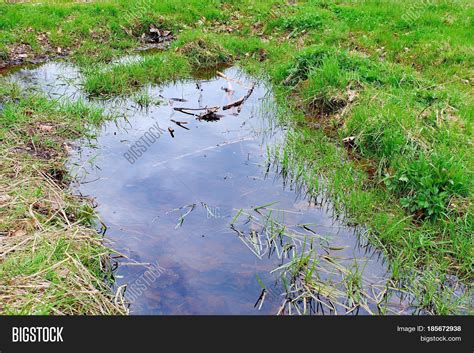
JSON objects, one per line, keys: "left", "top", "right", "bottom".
{"left": 0, "top": 194, "right": 12, "bottom": 204}
{"left": 13, "top": 229, "right": 27, "bottom": 237}
{"left": 39, "top": 124, "right": 54, "bottom": 132}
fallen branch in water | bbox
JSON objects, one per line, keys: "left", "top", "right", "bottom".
{"left": 174, "top": 106, "right": 221, "bottom": 121}
{"left": 197, "top": 108, "right": 222, "bottom": 121}
{"left": 173, "top": 107, "right": 197, "bottom": 117}
{"left": 223, "top": 97, "right": 245, "bottom": 110}
{"left": 222, "top": 83, "right": 255, "bottom": 111}
{"left": 174, "top": 106, "right": 222, "bottom": 121}
{"left": 170, "top": 119, "right": 190, "bottom": 130}
{"left": 173, "top": 106, "right": 219, "bottom": 113}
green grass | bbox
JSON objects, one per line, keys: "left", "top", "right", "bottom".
{"left": 0, "top": 83, "right": 126, "bottom": 314}
{"left": 0, "top": 0, "right": 472, "bottom": 314}
{"left": 176, "top": 34, "right": 233, "bottom": 68}
{"left": 83, "top": 52, "right": 191, "bottom": 96}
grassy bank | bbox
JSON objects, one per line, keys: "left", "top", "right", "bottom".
{"left": 0, "top": 0, "right": 472, "bottom": 314}
{"left": 0, "top": 82, "right": 127, "bottom": 314}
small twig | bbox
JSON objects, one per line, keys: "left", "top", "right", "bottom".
{"left": 170, "top": 119, "right": 190, "bottom": 130}
{"left": 173, "top": 106, "right": 219, "bottom": 117}
{"left": 174, "top": 106, "right": 219, "bottom": 111}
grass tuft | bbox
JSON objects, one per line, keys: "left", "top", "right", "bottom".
{"left": 177, "top": 37, "right": 232, "bottom": 69}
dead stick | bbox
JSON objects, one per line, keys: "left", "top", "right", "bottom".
{"left": 173, "top": 106, "right": 219, "bottom": 112}
{"left": 170, "top": 119, "right": 190, "bottom": 130}
{"left": 170, "top": 119, "right": 188, "bottom": 124}
{"left": 173, "top": 108, "right": 198, "bottom": 116}
{"left": 223, "top": 97, "right": 245, "bottom": 110}
{"left": 222, "top": 83, "right": 255, "bottom": 110}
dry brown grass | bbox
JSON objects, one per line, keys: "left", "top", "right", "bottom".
{"left": 0, "top": 92, "right": 128, "bottom": 315}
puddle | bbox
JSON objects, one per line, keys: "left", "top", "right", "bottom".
{"left": 4, "top": 61, "right": 420, "bottom": 315}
